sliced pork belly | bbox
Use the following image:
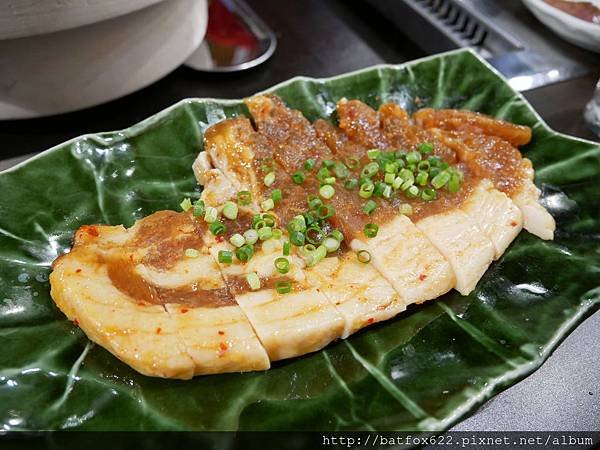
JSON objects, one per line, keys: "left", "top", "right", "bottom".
{"left": 461, "top": 179, "right": 523, "bottom": 258}
{"left": 210, "top": 236, "right": 344, "bottom": 361}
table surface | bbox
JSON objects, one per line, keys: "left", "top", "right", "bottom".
{"left": 0, "top": 0, "right": 598, "bottom": 433}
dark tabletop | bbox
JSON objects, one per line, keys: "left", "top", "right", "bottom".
{"left": 0, "top": 0, "right": 598, "bottom": 433}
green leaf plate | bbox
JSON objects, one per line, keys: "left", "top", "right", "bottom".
{"left": 0, "top": 49, "right": 598, "bottom": 431}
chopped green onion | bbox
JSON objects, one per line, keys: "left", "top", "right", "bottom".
{"left": 204, "top": 206, "right": 218, "bottom": 223}
{"left": 373, "top": 182, "right": 386, "bottom": 197}
{"left": 422, "top": 187, "right": 437, "bottom": 201}
{"left": 362, "top": 200, "right": 377, "bottom": 215}
{"left": 345, "top": 156, "right": 360, "bottom": 169}
{"left": 417, "top": 160, "right": 431, "bottom": 172}
{"left": 316, "top": 167, "right": 331, "bottom": 182}
{"left": 323, "top": 176, "right": 336, "bottom": 185}
{"left": 209, "top": 221, "right": 226, "bottom": 236}
{"left": 416, "top": 171, "right": 429, "bottom": 186}
{"left": 448, "top": 172, "right": 461, "bottom": 193}
{"left": 405, "top": 185, "right": 420, "bottom": 198}
{"left": 361, "top": 162, "right": 379, "bottom": 178}
{"left": 305, "top": 225, "right": 325, "bottom": 245}
{"left": 395, "top": 150, "right": 407, "bottom": 159}
{"left": 180, "top": 198, "right": 192, "bottom": 212}
{"left": 236, "top": 244, "right": 254, "bottom": 262}
{"left": 222, "top": 201, "right": 238, "bottom": 220}
{"left": 304, "top": 158, "right": 316, "bottom": 170}
{"left": 229, "top": 233, "right": 246, "bottom": 248}
{"left": 334, "top": 162, "right": 349, "bottom": 179}
{"left": 364, "top": 223, "right": 379, "bottom": 238}
{"left": 261, "top": 214, "right": 276, "bottom": 227}
{"left": 431, "top": 171, "right": 451, "bottom": 189}
{"left": 258, "top": 226, "right": 273, "bottom": 241}
{"left": 287, "top": 216, "right": 307, "bottom": 233}
{"left": 359, "top": 182, "right": 374, "bottom": 198}
{"left": 246, "top": 272, "right": 260, "bottom": 290}
{"left": 264, "top": 172, "right": 276, "bottom": 187}
{"left": 283, "top": 241, "right": 290, "bottom": 256}
{"left": 439, "top": 161, "right": 450, "bottom": 170}
{"left": 384, "top": 172, "right": 396, "bottom": 184}
{"left": 243, "top": 229, "right": 258, "bottom": 245}
{"left": 401, "top": 179, "right": 415, "bottom": 191}
{"left": 290, "top": 230, "right": 305, "bottom": 246}
{"left": 407, "top": 163, "right": 417, "bottom": 173}
{"left": 261, "top": 198, "right": 275, "bottom": 211}
{"left": 323, "top": 237, "right": 340, "bottom": 253}
{"left": 260, "top": 158, "right": 274, "bottom": 173}
{"left": 304, "top": 211, "right": 316, "bottom": 225}
{"left": 317, "top": 204, "right": 335, "bottom": 219}
{"left": 330, "top": 229, "right": 344, "bottom": 242}
{"left": 304, "top": 244, "right": 327, "bottom": 267}
{"left": 398, "top": 168, "right": 414, "bottom": 182}
{"left": 323, "top": 159, "right": 335, "bottom": 168}
{"left": 419, "top": 142, "right": 434, "bottom": 154}
{"left": 252, "top": 219, "right": 266, "bottom": 230}
{"left": 385, "top": 162, "right": 398, "bottom": 174}
{"left": 400, "top": 203, "right": 413, "bottom": 216}
{"left": 392, "top": 176, "right": 403, "bottom": 190}
{"left": 271, "top": 189, "right": 282, "bottom": 203}
{"left": 218, "top": 250, "right": 233, "bottom": 264}
{"left": 192, "top": 199, "right": 205, "bottom": 217}
{"left": 184, "top": 248, "right": 199, "bottom": 258}
{"left": 344, "top": 178, "right": 359, "bottom": 190}
{"left": 319, "top": 184, "right": 335, "bottom": 199}
{"left": 237, "top": 190, "right": 252, "bottom": 205}
{"left": 274, "top": 257, "right": 290, "bottom": 274}
{"left": 275, "top": 281, "right": 292, "bottom": 294}
{"left": 308, "top": 196, "right": 323, "bottom": 211}
{"left": 428, "top": 156, "right": 442, "bottom": 167}
{"left": 367, "top": 149, "right": 381, "bottom": 159}
{"left": 382, "top": 185, "right": 393, "bottom": 198}
{"left": 292, "top": 171, "right": 306, "bottom": 184}
{"left": 357, "top": 249, "right": 371, "bottom": 264}
{"left": 272, "top": 228, "right": 283, "bottom": 239}
{"left": 303, "top": 244, "right": 317, "bottom": 253}
{"left": 406, "top": 151, "right": 422, "bottom": 165}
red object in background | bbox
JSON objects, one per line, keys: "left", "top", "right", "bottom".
{"left": 206, "top": 0, "right": 257, "bottom": 49}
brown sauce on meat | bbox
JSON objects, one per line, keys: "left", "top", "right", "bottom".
{"left": 226, "top": 275, "right": 296, "bottom": 296}
{"left": 545, "top": 0, "right": 600, "bottom": 23}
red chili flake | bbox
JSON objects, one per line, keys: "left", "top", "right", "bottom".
{"left": 73, "top": 318, "right": 79, "bottom": 327}
{"left": 156, "top": 327, "right": 162, "bottom": 335}
{"left": 217, "top": 330, "right": 225, "bottom": 335}
{"left": 215, "top": 235, "right": 224, "bottom": 242}
{"left": 218, "top": 342, "right": 229, "bottom": 357}
{"left": 75, "top": 268, "right": 82, "bottom": 273}
{"left": 419, "top": 274, "right": 428, "bottom": 281}
{"left": 82, "top": 225, "right": 99, "bottom": 237}
{"left": 367, "top": 318, "right": 374, "bottom": 324}
{"left": 511, "top": 221, "right": 518, "bottom": 227}
{"left": 181, "top": 308, "right": 189, "bottom": 314}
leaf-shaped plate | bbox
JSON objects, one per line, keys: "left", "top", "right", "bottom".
{"left": 0, "top": 49, "right": 598, "bottom": 431}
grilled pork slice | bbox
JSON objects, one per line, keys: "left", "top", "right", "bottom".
{"left": 305, "top": 252, "right": 405, "bottom": 338}
{"left": 50, "top": 224, "right": 195, "bottom": 379}
{"left": 210, "top": 237, "right": 345, "bottom": 361}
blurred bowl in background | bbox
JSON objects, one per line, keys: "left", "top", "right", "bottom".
{"left": 0, "top": 0, "right": 166, "bottom": 40}
{"left": 522, "top": 0, "right": 600, "bottom": 53}
{"left": 0, "top": 0, "right": 207, "bottom": 119}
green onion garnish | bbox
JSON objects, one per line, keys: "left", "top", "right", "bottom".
{"left": 373, "top": 181, "right": 386, "bottom": 197}
{"left": 317, "top": 204, "right": 335, "bottom": 219}
{"left": 405, "top": 185, "right": 420, "bottom": 198}
{"left": 304, "top": 158, "right": 316, "bottom": 170}
{"left": 204, "top": 206, "right": 218, "bottom": 223}
{"left": 330, "top": 229, "right": 344, "bottom": 242}
{"left": 258, "top": 226, "right": 273, "bottom": 241}
{"left": 384, "top": 172, "right": 395, "bottom": 184}
{"left": 283, "top": 241, "right": 290, "bottom": 256}
{"left": 431, "top": 171, "right": 451, "bottom": 189}
{"left": 392, "top": 176, "right": 403, "bottom": 190}
{"left": 252, "top": 219, "right": 266, "bottom": 230}
{"left": 319, "top": 184, "right": 335, "bottom": 199}
{"left": 359, "top": 182, "right": 374, "bottom": 199}
{"left": 243, "top": 229, "right": 258, "bottom": 245}
{"left": 264, "top": 172, "right": 276, "bottom": 187}
{"left": 344, "top": 178, "right": 359, "bottom": 190}
{"left": 304, "top": 244, "right": 327, "bottom": 267}
{"left": 308, "top": 195, "right": 323, "bottom": 210}
{"left": 323, "top": 237, "right": 340, "bottom": 253}
{"left": 209, "top": 221, "right": 226, "bottom": 236}
{"left": 385, "top": 162, "right": 398, "bottom": 174}
{"left": 323, "top": 159, "right": 335, "bottom": 168}
{"left": 416, "top": 171, "right": 429, "bottom": 186}
{"left": 364, "top": 223, "right": 379, "bottom": 238}
{"left": 382, "top": 185, "right": 393, "bottom": 199}
{"left": 345, "top": 156, "right": 360, "bottom": 169}
{"left": 306, "top": 225, "right": 325, "bottom": 245}
{"left": 422, "top": 187, "right": 437, "bottom": 201}
{"left": 334, "top": 162, "right": 349, "bottom": 179}
{"left": 417, "top": 160, "right": 431, "bottom": 172}
{"left": 261, "top": 198, "right": 275, "bottom": 211}
{"left": 192, "top": 199, "right": 205, "bottom": 217}
{"left": 357, "top": 249, "right": 371, "bottom": 264}
{"left": 399, "top": 203, "right": 413, "bottom": 216}
{"left": 229, "top": 233, "right": 246, "bottom": 248}
{"left": 180, "top": 198, "right": 192, "bottom": 212}
{"left": 246, "top": 272, "right": 260, "bottom": 290}
{"left": 218, "top": 250, "right": 233, "bottom": 264}
{"left": 184, "top": 248, "right": 199, "bottom": 258}
{"left": 367, "top": 149, "right": 381, "bottom": 159}
{"left": 290, "top": 230, "right": 305, "bottom": 246}
{"left": 361, "top": 162, "right": 379, "bottom": 178}
{"left": 274, "top": 257, "right": 290, "bottom": 274}
{"left": 448, "top": 172, "right": 461, "bottom": 193}
{"left": 271, "top": 189, "right": 282, "bottom": 203}
{"left": 236, "top": 244, "right": 254, "bottom": 262}
{"left": 275, "top": 281, "right": 292, "bottom": 294}
{"left": 292, "top": 171, "right": 306, "bottom": 184}
{"left": 362, "top": 200, "right": 377, "bottom": 215}
{"left": 406, "top": 151, "right": 422, "bottom": 165}
{"left": 316, "top": 167, "right": 331, "bottom": 182}
{"left": 419, "top": 142, "right": 434, "bottom": 154}
{"left": 237, "top": 190, "right": 252, "bottom": 205}
{"left": 222, "top": 201, "right": 238, "bottom": 220}
{"left": 323, "top": 176, "right": 336, "bottom": 185}
{"left": 272, "top": 228, "right": 283, "bottom": 239}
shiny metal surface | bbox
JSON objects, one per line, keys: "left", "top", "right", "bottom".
{"left": 185, "top": 0, "right": 276, "bottom": 73}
